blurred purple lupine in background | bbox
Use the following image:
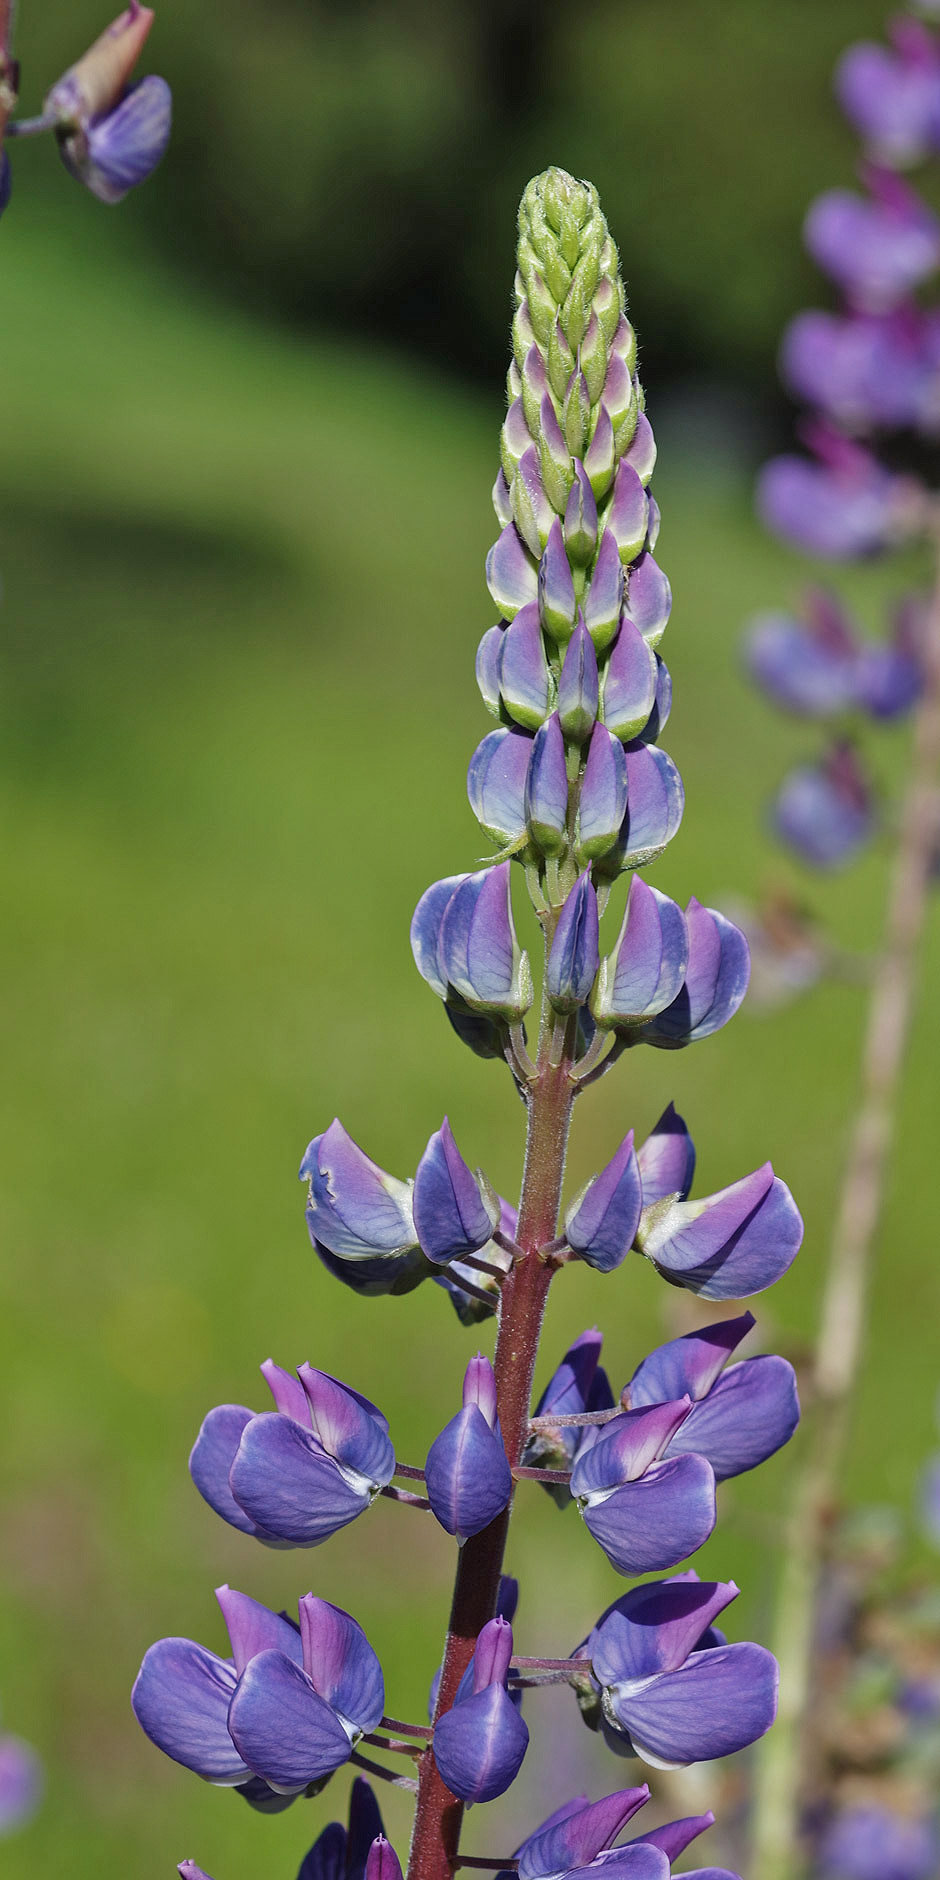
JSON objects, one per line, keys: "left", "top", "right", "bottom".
{"left": 0, "top": 1713, "right": 42, "bottom": 1837}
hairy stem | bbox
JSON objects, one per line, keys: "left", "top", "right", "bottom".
{"left": 749, "top": 540, "right": 940, "bottom": 1880}
{"left": 406, "top": 952, "right": 577, "bottom": 1880}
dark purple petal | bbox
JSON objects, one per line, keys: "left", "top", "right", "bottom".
{"left": 0, "top": 152, "right": 11, "bottom": 221}
{"left": 365, "top": 1838, "right": 404, "bottom": 1880}
{"left": 665, "top": 1356, "right": 800, "bottom": 1481}
{"left": 298, "top": 1598, "right": 384, "bottom": 1734}
{"left": 565, "top": 1132, "right": 642, "bottom": 1273}
{"left": 518, "top": 1788, "right": 651, "bottom": 1878}
{"left": 577, "top": 725, "right": 629, "bottom": 863}
{"left": 229, "top": 1415, "right": 375, "bottom": 1545}
{"left": 411, "top": 875, "right": 469, "bottom": 1000}
{"left": 635, "top": 1104, "right": 696, "bottom": 1207}
{"left": 298, "top": 1367, "right": 391, "bottom": 1463}
{"left": 584, "top": 531, "right": 624, "bottom": 651}
{"left": 59, "top": 75, "right": 172, "bottom": 203}
{"left": 579, "top": 1455, "right": 717, "bottom": 1576}
{"left": 540, "top": 517, "right": 579, "bottom": 641}
{"left": 603, "top": 621, "right": 658, "bottom": 742}
{"left": 642, "top": 901, "right": 749, "bottom": 1048}
{"left": 623, "top": 555, "right": 671, "bottom": 648}
{"left": 425, "top": 1405, "right": 513, "bottom": 1540}
{"left": 627, "top": 1313, "right": 754, "bottom": 1408}
{"left": 853, "top": 644, "right": 922, "bottom": 717}
{"left": 227, "top": 1650, "right": 353, "bottom": 1790}
{"left": 346, "top": 1777, "right": 387, "bottom": 1880}
{"left": 499, "top": 603, "right": 552, "bottom": 729}
{"left": 608, "top": 1640, "right": 778, "bottom": 1767}
{"left": 590, "top": 1576, "right": 740, "bottom": 1680}
{"left": 414, "top": 1119, "right": 500, "bottom": 1263}
{"left": 467, "top": 728, "right": 534, "bottom": 847}
{"left": 558, "top": 620, "right": 600, "bottom": 743}
{"left": 573, "top": 1401, "right": 692, "bottom": 1490}
{"left": 189, "top": 1405, "right": 273, "bottom": 1539}
{"left": 525, "top": 1329, "right": 605, "bottom": 1480}
{"left": 131, "top": 1638, "right": 247, "bottom": 1784}
{"left": 630, "top": 1812, "right": 715, "bottom": 1862}
{"left": 592, "top": 877, "right": 688, "bottom": 1029}
{"left": 439, "top": 863, "right": 532, "bottom": 1018}
{"left": 547, "top": 872, "right": 600, "bottom": 1013}
{"left": 303, "top": 1122, "right": 416, "bottom": 1258}
{"left": 471, "top": 1616, "right": 515, "bottom": 1692}
{"left": 486, "top": 524, "right": 539, "bottom": 620}
{"left": 216, "top": 1585, "right": 304, "bottom": 1676}
{"left": 622, "top": 414, "right": 657, "bottom": 487}
{"left": 526, "top": 713, "right": 569, "bottom": 855}
{"left": 805, "top": 178, "right": 940, "bottom": 311}
{"left": 637, "top": 1162, "right": 804, "bottom": 1299}
{"left": 433, "top": 1684, "right": 529, "bottom": 1803}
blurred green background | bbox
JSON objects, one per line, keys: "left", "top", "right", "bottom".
{"left": 2, "top": 2, "right": 940, "bottom": 1875}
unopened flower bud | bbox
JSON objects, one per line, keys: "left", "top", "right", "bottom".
{"left": 576, "top": 724, "right": 628, "bottom": 863}
{"left": 525, "top": 713, "right": 569, "bottom": 855}
{"left": 547, "top": 872, "right": 600, "bottom": 1013}
{"left": 498, "top": 602, "right": 552, "bottom": 728}
{"left": 602, "top": 618, "right": 658, "bottom": 741}
{"left": 558, "top": 619, "right": 599, "bottom": 743}
{"left": 413, "top": 1119, "right": 500, "bottom": 1265}
{"left": 565, "top": 1131, "right": 643, "bottom": 1272}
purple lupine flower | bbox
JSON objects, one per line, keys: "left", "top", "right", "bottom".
{"left": 633, "top": 899, "right": 749, "bottom": 1050}
{"left": 780, "top": 307, "right": 931, "bottom": 433}
{"left": 583, "top": 531, "right": 625, "bottom": 651}
{"left": 547, "top": 872, "right": 600, "bottom": 1013}
{"left": 606, "top": 463, "right": 651, "bottom": 564}
{"left": 413, "top": 1118, "right": 500, "bottom": 1265}
{"left": 0, "top": 1721, "right": 42, "bottom": 1834}
{"left": 297, "top": 1778, "right": 386, "bottom": 1880}
{"left": 44, "top": 7, "right": 171, "bottom": 203}
{"left": 570, "top": 1398, "right": 717, "bottom": 1575}
{"left": 512, "top": 1789, "right": 740, "bottom": 1880}
{"left": 804, "top": 168, "right": 940, "bottom": 312}
{"left": 226, "top": 1595, "right": 384, "bottom": 1793}
{"left": 622, "top": 554, "right": 672, "bottom": 650}
{"left": 564, "top": 1132, "right": 643, "bottom": 1273}
{"left": 435, "top": 864, "right": 533, "bottom": 1018}
{"left": 428, "top": 1576, "right": 519, "bottom": 1721}
{"left": 584, "top": 1574, "right": 778, "bottom": 1768}
{"left": 836, "top": 22, "right": 940, "bottom": 170}
{"left": 132, "top": 1584, "right": 307, "bottom": 1792}
{"left": 591, "top": 875, "right": 688, "bottom": 1032}
{"left": 854, "top": 592, "right": 926, "bottom": 716}
{"left": 499, "top": 603, "right": 553, "bottom": 729}
{"left": 564, "top": 464, "right": 599, "bottom": 568}
{"left": 773, "top": 739, "right": 874, "bottom": 868}
{"left": 594, "top": 745, "right": 685, "bottom": 877}
{"left": 602, "top": 619, "right": 658, "bottom": 743}
{"left": 558, "top": 620, "right": 600, "bottom": 744}
{"left": 576, "top": 725, "right": 629, "bottom": 864}
{"left": 433, "top": 1616, "right": 529, "bottom": 1802}
{"left": 820, "top": 1804, "right": 940, "bottom": 1880}
{"left": 476, "top": 626, "right": 505, "bottom": 717}
{"left": 426, "top": 1354, "right": 513, "bottom": 1540}
{"left": 540, "top": 518, "right": 580, "bottom": 642}
{"left": 190, "top": 1358, "right": 394, "bottom": 1547}
{"left": 526, "top": 713, "right": 570, "bottom": 854}
{"left": 745, "top": 589, "right": 860, "bottom": 717}
{"left": 757, "top": 424, "right": 924, "bottom": 559}
{"left": 468, "top": 727, "right": 535, "bottom": 847}
{"left": 433, "top": 1196, "right": 517, "bottom": 1325}
{"left": 635, "top": 1155, "right": 803, "bottom": 1299}
{"left": 486, "top": 523, "right": 539, "bottom": 620}
{"left": 626, "top": 1315, "right": 800, "bottom": 1480}
{"left": 301, "top": 1120, "right": 427, "bottom": 1296}
{"left": 635, "top": 1104, "right": 696, "bottom": 1205}
{"left": 411, "top": 872, "right": 519, "bottom": 1060}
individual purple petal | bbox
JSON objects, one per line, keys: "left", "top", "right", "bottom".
{"left": 577, "top": 1453, "right": 717, "bottom": 1577}
{"left": 189, "top": 1404, "right": 277, "bottom": 1540}
{"left": 298, "top": 1367, "right": 391, "bottom": 1460}
{"left": 425, "top": 1403, "right": 512, "bottom": 1541}
{"left": 499, "top": 602, "right": 552, "bottom": 729}
{"left": 547, "top": 872, "right": 600, "bottom": 1013}
{"left": 602, "top": 620, "right": 658, "bottom": 742}
{"left": 464, "top": 1353, "right": 499, "bottom": 1429}
{"left": 576, "top": 725, "right": 629, "bottom": 863}
{"left": 476, "top": 627, "right": 505, "bottom": 718}
{"left": 58, "top": 75, "right": 172, "bottom": 203}
{"left": 540, "top": 516, "right": 580, "bottom": 641}
{"left": 836, "top": 32, "right": 940, "bottom": 167}
{"left": 642, "top": 900, "right": 749, "bottom": 1048}
{"left": 592, "top": 877, "right": 688, "bottom": 1029}
{"left": 565, "top": 1132, "right": 642, "bottom": 1273}
{"left": 805, "top": 173, "right": 940, "bottom": 311}
{"left": 637, "top": 1162, "right": 804, "bottom": 1299}
{"left": 518, "top": 1788, "right": 652, "bottom": 1878}
{"left": 635, "top": 1104, "right": 696, "bottom": 1207}
{"left": 365, "top": 1838, "right": 404, "bottom": 1880}
{"left": 439, "top": 863, "right": 532, "bottom": 1018}
{"left": 227, "top": 1650, "right": 353, "bottom": 1791}
{"left": 298, "top": 1598, "right": 384, "bottom": 1735}
{"left": 627, "top": 1314, "right": 754, "bottom": 1409}
{"left": 622, "top": 413, "right": 657, "bottom": 487}
{"left": 526, "top": 713, "right": 569, "bottom": 855}
{"left": 583, "top": 531, "right": 625, "bottom": 651}
{"left": 260, "top": 1358, "right": 312, "bottom": 1423}
{"left": 558, "top": 620, "right": 600, "bottom": 743}
{"left": 486, "top": 523, "right": 539, "bottom": 620}
{"left": 229, "top": 1415, "right": 378, "bottom": 1546}
{"left": 745, "top": 602, "right": 858, "bottom": 717}
{"left": 0, "top": 1733, "right": 42, "bottom": 1833}
{"left": 411, "top": 875, "right": 470, "bottom": 1000}
{"left": 467, "top": 727, "right": 534, "bottom": 847}
{"left": 605, "top": 464, "right": 650, "bottom": 565}
{"left": 131, "top": 1638, "right": 248, "bottom": 1784}
{"left": 780, "top": 308, "right": 927, "bottom": 433}
{"left": 511, "top": 447, "right": 555, "bottom": 556}
{"left": 595, "top": 746, "right": 685, "bottom": 877}
{"left": 303, "top": 1122, "right": 416, "bottom": 1259}
{"left": 589, "top": 1576, "right": 741, "bottom": 1681}
{"left": 413, "top": 1119, "right": 500, "bottom": 1264}
{"left": 433, "top": 1684, "right": 529, "bottom": 1803}
{"left": 774, "top": 743, "right": 874, "bottom": 868}
{"left": 574, "top": 1401, "right": 692, "bottom": 1489}
{"left": 665, "top": 1355, "right": 800, "bottom": 1481}
{"left": 472, "top": 1616, "right": 515, "bottom": 1691}
{"left": 608, "top": 1640, "right": 778, "bottom": 1768}
{"left": 820, "top": 1804, "right": 940, "bottom": 1880}
{"left": 629, "top": 1812, "right": 715, "bottom": 1863}
{"left": 216, "top": 1585, "right": 304, "bottom": 1676}
{"left": 565, "top": 462, "right": 599, "bottom": 565}
{"left": 623, "top": 554, "right": 671, "bottom": 648}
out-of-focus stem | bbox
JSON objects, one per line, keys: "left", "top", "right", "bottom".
{"left": 406, "top": 926, "right": 576, "bottom": 1880}
{"left": 750, "top": 536, "right": 940, "bottom": 1880}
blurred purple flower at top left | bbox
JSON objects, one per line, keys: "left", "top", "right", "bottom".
{"left": 189, "top": 1358, "right": 395, "bottom": 1547}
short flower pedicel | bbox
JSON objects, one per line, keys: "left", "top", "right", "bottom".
{"left": 133, "top": 168, "right": 802, "bottom": 1880}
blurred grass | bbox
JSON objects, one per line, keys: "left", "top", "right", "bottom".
{"left": 1, "top": 206, "right": 939, "bottom": 1877}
